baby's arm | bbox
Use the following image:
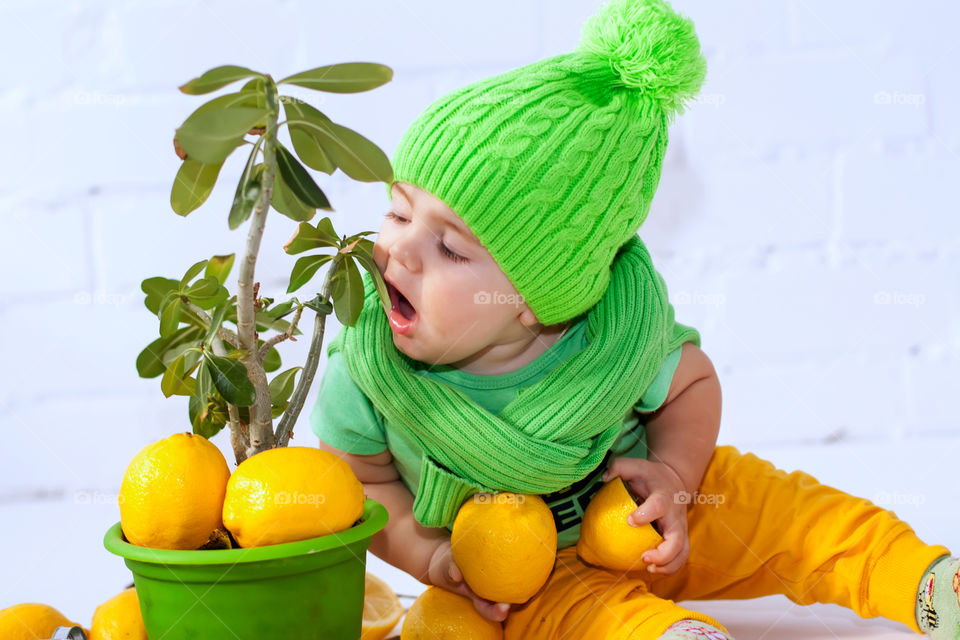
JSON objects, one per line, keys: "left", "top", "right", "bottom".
{"left": 603, "top": 342, "right": 722, "bottom": 574}
{"left": 643, "top": 341, "right": 722, "bottom": 493}
{"left": 318, "top": 440, "right": 510, "bottom": 622}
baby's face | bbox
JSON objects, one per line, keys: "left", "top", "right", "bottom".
{"left": 373, "top": 182, "right": 540, "bottom": 369}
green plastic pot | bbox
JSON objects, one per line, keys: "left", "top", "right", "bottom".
{"left": 103, "top": 498, "right": 388, "bottom": 640}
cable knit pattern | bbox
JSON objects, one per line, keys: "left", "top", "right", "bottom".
{"left": 329, "top": 236, "right": 701, "bottom": 527}
{"left": 384, "top": 0, "right": 706, "bottom": 325}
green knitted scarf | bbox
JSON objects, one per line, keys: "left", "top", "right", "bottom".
{"left": 328, "top": 235, "right": 700, "bottom": 528}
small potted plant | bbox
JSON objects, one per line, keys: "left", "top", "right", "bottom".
{"left": 103, "top": 62, "right": 395, "bottom": 639}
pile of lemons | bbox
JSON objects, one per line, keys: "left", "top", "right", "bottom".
{"left": 3, "top": 432, "right": 658, "bottom": 639}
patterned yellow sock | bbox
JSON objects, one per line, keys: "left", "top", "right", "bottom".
{"left": 916, "top": 555, "right": 960, "bottom": 639}
{"left": 659, "top": 619, "right": 733, "bottom": 639}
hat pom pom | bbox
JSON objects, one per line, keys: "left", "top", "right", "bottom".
{"left": 578, "top": 0, "right": 706, "bottom": 120}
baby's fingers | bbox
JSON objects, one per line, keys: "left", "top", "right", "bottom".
{"left": 642, "top": 515, "right": 688, "bottom": 574}
{"left": 628, "top": 492, "right": 667, "bottom": 528}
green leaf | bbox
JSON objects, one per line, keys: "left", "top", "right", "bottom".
{"left": 331, "top": 256, "right": 365, "bottom": 326}
{"left": 185, "top": 277, "right": 229, "bottom": 310}
{"left": 175, "top": 107, "right": 268, "bottom": 165}
{"left": 275, "top": 143, "right": 331, "bottom": 210}
{"left": 268, "top": 367, "right": 302, "bottom": 405}
{"left": 271, "top": 167, "right": 316, "bottom": 222}
{"left": 180, "top": 259, "right": 208, "bottom": 287}
{"left": 203, "top": 303, "right": 230, "bottom": 346}
{"left": 179, "top": 65, "right": 262, "bottom": 95}
{"left": 136, "top": 326, "right": 203, "bottom": 378}
{"left": 229, "top": 153, "right": 264, "bottom": 230}
{"left": 159, "top": 298, "right": 182, "bottom": 338}
{"left": 287, "top": 254, "right": 333, "bottom": 293}
{"left": 171, "top": 160, "right": 223, "bottom": 216}
{"left": 190, "top": 361, "right": 228, "bottom": 438}
{"left": 142, "top": 277, "right": 180, "bottom": 314}
{"left": 183, "top": 90, "right": 261, "bottom": 121}
{"left": 303, "top": 294, "right": 334, "bottom": 315}
{"left": 283, "top": 218, "right": 339, "bottom": 255}
{"left": 204, "top": 352, "right": 256, "bottom": 406}
{"left": 240, "top": 78, "right": 268, "bottom": 110}
{"left": 351, "top": 238, "right": 390, "bottom": 315}
{"left": 287, "top": 117, "right": 336, "bottom": 173}
{"left": 161, "top": 353, "right": 199, "bottom": 397}
{"left": 277, "top": 63, "right": 392, "bottom": 93}
{"left": 264, "top": 299, "right": 296, "bottom": 320}
{"left": 205, "top": 254, "right": 235, "bottom": 285}
{"left": 283, "top": 101, "right": 393, "bottom": 183}
{"left": 263, "top": 345, "right": 282, "bottom": 372}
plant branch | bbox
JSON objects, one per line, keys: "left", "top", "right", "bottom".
{"left": 275, "top": 262, "right": 338, "bottom": 447}
{"left": 257, "top": 304, "right": 305, "bottom": 358}
{"left": 235, "top": 78, "right": 280, "bottom": 458}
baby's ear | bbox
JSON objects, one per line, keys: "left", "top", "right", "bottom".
{"left": 517, "top": 304, "right": 540, "bottom": 328}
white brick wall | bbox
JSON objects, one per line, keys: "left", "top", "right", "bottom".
{"left": 2, "top": 0, "right": 958, "bottom": 621}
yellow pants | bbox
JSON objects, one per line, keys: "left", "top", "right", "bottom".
{"left": 504, "top": 445, "right": 951, "bottom": 639}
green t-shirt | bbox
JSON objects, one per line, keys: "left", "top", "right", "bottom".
{"left": 310, "top": 315, "right": 682, "bottom": 549}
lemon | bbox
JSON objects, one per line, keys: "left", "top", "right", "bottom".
{"left": 400, "top": 586, "right": 503, "bottom": 640}
{"left": 0, "top": 603, "right": 83, "bottom": 640}
{"left": 361, "top": 572, "right": 404, "bottom": 640}
{"left": 119, "top": 432, "right": 231, "bottom": 550}
{"left": 222, "top": 446, "right": 365, "bottom": 548}
{"left": 89, "top": 587, "right": 147, "bottom": 639}
{"left": 451, "top": 492, "right": 557, "bottom": 604}
{"left": 577, "top": 476, "right": 663, "bottom": 571}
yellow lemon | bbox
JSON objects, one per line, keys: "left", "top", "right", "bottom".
{"left": 451, "top": 492, "right": 557, "bottom": 604}
{"left": 89, "top": 587, "right": 147, "bottom": 639}
{"left": 0, "top": 603, "right": 83, "bottom": 640}
{"left": 361, "top": 572, "right": 404, "bottom": 640}
{"left": 400, "top": 586, "right": 503, "bottom": 640}
{"left": 577, "top": 476, "right": 663, "bottom": 571}
{"left": 119, "top": 432, "right": 231, "bottom": 550}
{"left": 222, "top": 446, "right": 365, "bottom": 548}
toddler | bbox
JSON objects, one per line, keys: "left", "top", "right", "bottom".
{"left": 311, "top": 0, "right": 957, "bottom": 637}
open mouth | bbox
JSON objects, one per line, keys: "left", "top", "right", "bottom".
{"left": 387, "top": 281, "right": 417, "bottom": 321}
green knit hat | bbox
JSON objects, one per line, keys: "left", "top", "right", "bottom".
{"left": 386, "top": 0, "right": 706, "bottom": 325}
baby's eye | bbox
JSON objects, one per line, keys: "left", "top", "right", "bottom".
{"left": 384, "top": 211, "right": 407, "bottom": 223}
{"left": 439, "top": 242, "right": 468, "bottom": 263}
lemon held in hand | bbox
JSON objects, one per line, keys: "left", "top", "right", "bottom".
{"left": 401, "top": 586, "right": 504, "bottom": 640}
{"left": 451, "top": 492, "right": 557, "bottom": 604}
{"left": 222, "top": 446, "right": 365, "bottom": 548}
{"left": 89, "top": 587, "right": 148, "bottom": 640}
{"left": 577, "top": 476, "right": 663, "bottom": 571}
{"left": 119, "top": 432, "right": 231, "bottom": 550}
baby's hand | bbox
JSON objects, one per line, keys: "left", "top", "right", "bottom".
{"left": 601, "top": 457, "right": 691, "bottom": 575}
{"left": 427, "top": 539, "right": 511, "bottom": 622}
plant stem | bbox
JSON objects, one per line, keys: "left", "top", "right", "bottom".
{"left": 275, "top": 261, "right": 338, "bottom": 447}
{"left": 235, "top": 77, "right": 280, "bottom": 458}
{"left": 258, "top": 303, "right": 304, "bottom": 358}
